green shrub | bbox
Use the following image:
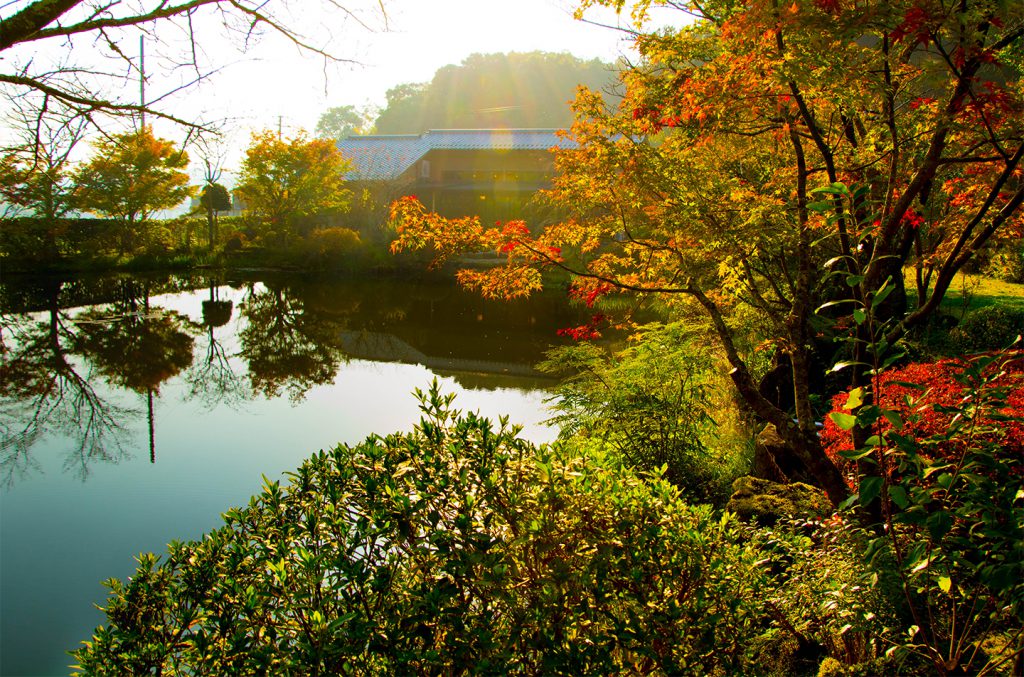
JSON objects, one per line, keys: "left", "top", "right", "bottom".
{"left": 0, "top": 217, "right": 122, "bottom": 264}
{"left": 311, "top": 225, "right": 361, "bottom": 250}
{"left": 949, "top": 305, "right": 1024, "bottom": 352}
{"left": 73, "top": 382, "right": 771, "bottom": 675}
{"left": 223, "top": 232, "right": 245, "bottom": 253}
{"left": 159, "top": 216, "right": 206, "bottom": 251}
{"left": 751, "top": 516, "right": 906, "bottom": 676}
{"left": 216, "top": 215, "right": 246, "bottom": 243}
{"left": 540, "top": 322, "right": 748, "bottom": 504}
{"left": 258, "top": 229, "right": 282, "bottom": 248}
{"left": 141, "top": 225, "right": 175, "bottom": 255}
{"left": 984, "top": 242, "right": 1024, "bottom": 284}
{"left": 829, "top": 350, "right": 1024, "bottom": 674}
{"left": 816, "top": 656, "right": 844, "bottom": 676}
{"left": 0, "top": 217, "right": 56, "bottom": 263}
{"left": 296, "top": 226, "right": 364, "bottom": 268}
{"left": 905, "top": 310, "right": 959, "bottom": 356}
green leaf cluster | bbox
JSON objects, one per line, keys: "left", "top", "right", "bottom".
{"left": 199, "top": 183, "right": 232, "bottom": 213}
{"left": 948, "top": 305, "right": 1024, "bottom": 354}
{"left": 540, "top": 322, "right": 746, "bottom": 503}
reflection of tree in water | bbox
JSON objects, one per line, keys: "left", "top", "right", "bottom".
{"left": 75, "top": 282, "right": 194, "bottom": 392}
{"left": 237, "top": 282, "right": 347, "bottom": 402}
{"left": 183, "top": 280, "right": 247, "bottom": 408}
{"left": 0, "top": 272, "right": 578, "bottom": 483}
{"left": 0, "top": 279, "right": 135, "bottom": 486}
{"left": 74, "top": 279, "right": 195, "bottom": 463}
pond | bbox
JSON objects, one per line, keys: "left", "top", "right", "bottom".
{"left": 0, "top": 271, "right": 587, "bottom": 676}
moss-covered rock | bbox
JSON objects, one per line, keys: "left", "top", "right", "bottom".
{"left": 749, "top": 629, "right": 827, "bottom": 677}
{"left": 726, "top": 476, "right": 831, "bottom": 525}
{"left": 817, "top": 656, "right": 845, "bottom": 676}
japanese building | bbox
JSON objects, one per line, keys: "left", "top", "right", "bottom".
{"left": 337, "top": 129, "right": 575, "bottom": 222}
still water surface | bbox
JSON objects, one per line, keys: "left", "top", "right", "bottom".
{"left": 0, "top": 271, "right": 585, "bottom": 676}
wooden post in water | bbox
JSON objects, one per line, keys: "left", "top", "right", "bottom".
{"left": 148, "top": 389, "right": 156, "bottom": 464}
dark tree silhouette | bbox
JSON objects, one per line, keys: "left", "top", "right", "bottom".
{"left": 237, "top": 281, "right": 347, "bottom": 402}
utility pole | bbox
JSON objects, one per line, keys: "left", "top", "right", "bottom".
{"left": 278, "top": 115, "right": 283, "bottom": 139}
{"left": 139, "top": 35, "right": 146, "bottom": 130}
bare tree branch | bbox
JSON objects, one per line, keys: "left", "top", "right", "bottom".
{"left": 0, "top": 0, "right": 387, "bottom": 130}
{"left": 0, "top": 72, "right": 206, "bottom": 128}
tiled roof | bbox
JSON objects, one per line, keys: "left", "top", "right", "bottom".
{"left": 422, "top": 129, "right": 574, "bottom": 151}
{"left": 337, "top": 129, "right": 574, "bottom": 181}
{"left": 336, "top": 135, "right": 428, "bottom": 182}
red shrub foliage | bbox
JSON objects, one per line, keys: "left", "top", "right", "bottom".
{"left": 821, "top": 353, "right": 1024, "bottom": 485}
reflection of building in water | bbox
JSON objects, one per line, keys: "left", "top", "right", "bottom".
{"left": 338, "top": 331, "right": 552, "bottom": 382}
{"left": 337, "top": 129, "right": 575, "bottom": 222}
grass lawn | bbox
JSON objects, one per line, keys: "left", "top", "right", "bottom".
{"left": 934, "top": 272, "right": 1024, "bottom": 316}
{"left": 906, "top": 272, "right": 1023, "bottom": 355}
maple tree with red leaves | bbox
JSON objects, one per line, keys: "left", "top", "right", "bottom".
{"left": 391, "top": 0, "right": 1024, "bottom": 505}
{"left": 556, "top": 313, "right": 608, "bottom": 341}
{"left": 821, "top": 353, "right": 1024, "bottom": 486}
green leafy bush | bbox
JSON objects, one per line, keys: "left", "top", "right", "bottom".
{"left": 295, "top": 226, "right": 364, "bottom": 268}
{"left": 73, "top": 382, "right": 770, "bottom": 675}
{"left": 749, "top": 515, "right": 912, "bottom": 676}
{"left": 223, "top": 232, "right": 246, "bottom": 253}
{"left": 826, "top": 351, "right": 1024, "bottom": 674}
{"left": 258, "top": 228, "right": 282, "bottom": 248}
{"left": 308, "top": 226, "right": 360, "bottom": 252}
{"left": 215, "top": 215, "right": 247, "bottom": 243}
{"left": 984, "top": 242, "right": 1024, "bottom": 284}
{"left": 141, "top": 225, "right": 176, "bottom": 255}
{"left": 0, "top": 217, "right": 122, "bottom": 264}
{"left": 949, "top": 305, "right": 1024, "bottom": 353}
{"left": 540, "top": 322, "right": 748, "bottom": 503}
{"left": 159, "top": 216, "right": 207, "bottom": 251}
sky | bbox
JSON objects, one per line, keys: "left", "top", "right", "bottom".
{"left": 141, "top": 0, "right": 656, "bottom": 161}
{"left": 206, "top": 0, "right": 646, "bottom": 136}
{"left": 2, "top": 0, "right": 678, "bottom": 186}
{"left": 171, "top": 0, "right": 668, "bottom": 182}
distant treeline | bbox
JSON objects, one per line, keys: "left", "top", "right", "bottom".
{"left": 373, "top": 52, "right": 621, "bottom": 133}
